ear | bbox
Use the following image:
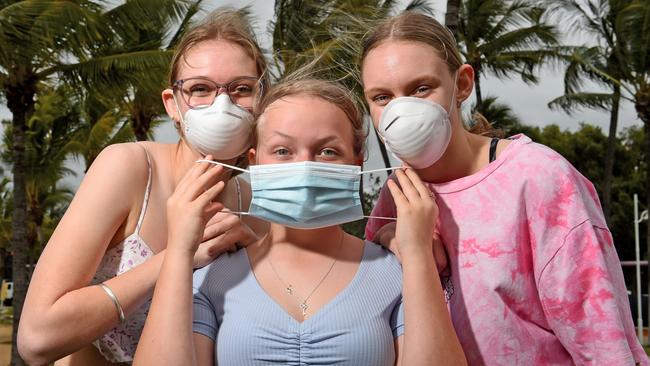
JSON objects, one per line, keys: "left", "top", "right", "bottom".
{"left": 455, "top": 64, "right": 475, "bottom": 105}
{"left": 247, "top": 147, "right": 257, "bottom": 165}
{"left": 162, "top": 88, "right": 181, "bottom": 123}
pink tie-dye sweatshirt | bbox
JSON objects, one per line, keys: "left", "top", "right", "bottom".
{"left": 366, "top": 134, "right": 648, "bottom": 366}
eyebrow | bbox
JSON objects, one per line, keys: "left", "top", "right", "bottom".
{"left": 179, "top": 75, "right": 259, "bottom": 83}
{"left": 364, "top": 74, "right": 441, "bottom": 95}
{"left": 269, "top": 131, "right": 342, "bottom": 145}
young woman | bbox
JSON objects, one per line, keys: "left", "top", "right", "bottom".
{"left": 18, "top": 10, "right": 268, "bottom": 366}
{"left": 133, "top": 78, "right": 466, "bottom": 365}
{"left": 361, "top": 11, "right": 648, "bottom": 365}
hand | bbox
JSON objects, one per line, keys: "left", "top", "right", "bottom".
{"left": 386, "top": 168, "right": 439, "bottom": 259}
{"left": 193, "top": 211, "right": 260, "bottom": 268}
{"left": 373, "top": 222, "right": 448, "bottom": 273}
{"left": 166, "top": 156, "right": 226, "bottom": 256}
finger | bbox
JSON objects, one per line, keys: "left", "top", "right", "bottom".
{"left": 393, "top": 169, "right": 420, "bottom": 202}
{"left": 198, "top": 180, "right": 226, "bottom": 208}
{"left": 202, "top": 214, "right": 239, "bottom": 241}
{"left": 176, "top": 154, "right": 215, "bottom": 194}
{"left": 386, "top": 178, "right": 408, "bottom": 207}
{"left": 184, "top": 164, "right": 226, "bottom": 201}
{"left": 404, "top": 168, "right": 433, "bottom": 201}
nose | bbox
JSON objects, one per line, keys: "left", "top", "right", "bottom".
{"left": 216, "top": 86, "right": 229, "bottom": 96}
{"left": 295, "top": 151, "right": 314, "bottom": 162}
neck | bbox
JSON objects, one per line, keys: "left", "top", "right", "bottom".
{"left": 266, "top": 224, "right": 343, "bottom": 255}
{"left": 415, "top": 122, "right": 485, "bottom": 184}
{"left": 171, "top": 141, "right": 233, "bottom": 188}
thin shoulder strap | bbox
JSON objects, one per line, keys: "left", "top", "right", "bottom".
{"left": 489, "top": 137, "right": 499, "bottom": 163}
{"left": 234, "top": 176, "right": 242, "bottom": 217}
{"left": 135, "top": 143, "right": 153, "bottom": 234}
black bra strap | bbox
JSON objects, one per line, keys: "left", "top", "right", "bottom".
{"left": 489, "top": 138, "right": 499, "bottom": 163}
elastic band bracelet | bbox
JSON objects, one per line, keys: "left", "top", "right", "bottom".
{"left": 99, "top": 283, "right": 125, "bottom": 323}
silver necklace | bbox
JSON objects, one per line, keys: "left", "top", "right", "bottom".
{"left": 268, "top": 231, "right": 345, "bottom": 318}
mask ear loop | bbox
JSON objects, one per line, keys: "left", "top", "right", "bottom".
{"left": 171, "top": 93, "right": 187, "bottom": 131}
{"left": 196, "top": 159, "right": 249, "bottom": 173}
{"left": 447, "top": 71, "right": 460, "bottom": 117}
{"left": 196, "top": 159, "right": 251, "bottom": 217}
{"left": 355, "top": 168, "right": 400, "bottom": 222}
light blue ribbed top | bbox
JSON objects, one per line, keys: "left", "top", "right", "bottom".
{"left": 193, "top": 241, "right": 404, "bottom": 365}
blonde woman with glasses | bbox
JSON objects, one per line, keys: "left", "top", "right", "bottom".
{"left": 18, "top": 9, "right": 268, "bottom": 366}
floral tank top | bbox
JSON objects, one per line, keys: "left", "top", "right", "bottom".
{"left": 91, "top": 145, "right": 155, "bottom": 363}
{"left": 90, "top": 145, "right": 244, "bottom": 363}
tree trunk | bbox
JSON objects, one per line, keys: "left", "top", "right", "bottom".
{"left": 6, "top": 79, "right": 35, "bottom": 366}
{"left": 445, "top": 0, "right": 461, "bottom": 40}
{"left": 132, "top": 109, "right": 151, "bottom": 141}
{"left": 602, "top": 85, "right": 620, "bottom": 224}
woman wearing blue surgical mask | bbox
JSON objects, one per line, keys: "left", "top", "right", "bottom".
{"left": 361, "top": 11, "right": 648, "bottom": 365}
{"left": 133, "top": 78, "right": 467, "bottom": 365}
{"left": 18, "top": 10, "right": 268, "bottom": 366}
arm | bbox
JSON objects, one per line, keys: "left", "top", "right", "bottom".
{"left": 17, "top": 144, "right": 162, "bottom": 364}
{"left": 388, "top": 169, "right": 466, "bottom": 366}
{"left": 539, "top": 222, "right": 649, "bottom": 365}
{"left": 134, "top": 159, "right": 226, "bottom": 366}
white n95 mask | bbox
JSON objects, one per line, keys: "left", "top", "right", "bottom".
{"left": 377, "top": 97, "right": 452, "bottom": 169}
{"left": 377, "top": 74, "right": 458, "bottom": 169}
{"left": 175, "top": 93, "right": 253, "bottom": 160}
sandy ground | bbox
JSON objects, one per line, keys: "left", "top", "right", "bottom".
{"left": 0, "top": 323, "right": 10, "bottom": 366}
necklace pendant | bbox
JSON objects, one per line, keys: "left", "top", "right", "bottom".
{"left": 299, "top": 302, "right": 309, "bottom": 316}
{"left": 286, "top": 285, "right": 293, "bottom": 294}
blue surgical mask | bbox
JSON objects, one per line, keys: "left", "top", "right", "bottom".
{"left": 197, "top": 159, "right": 396, "bottom": 229}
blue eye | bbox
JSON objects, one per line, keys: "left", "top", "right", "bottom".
{"left": 372, "top": 95, "right": 391, "bottom": 106}
{"left": 319, "top": 148, "right": 338, "bottom": 156}
{"left": 274, "top": 148, "right": 289, "bottom": 156}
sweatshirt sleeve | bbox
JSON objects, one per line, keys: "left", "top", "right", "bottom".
{"left": 538, "top": 221, "right": 649, "bottom": 365}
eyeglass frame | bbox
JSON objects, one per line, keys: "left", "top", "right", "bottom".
{"left": 172, "top": 76, "right": 264, "bottom": 110}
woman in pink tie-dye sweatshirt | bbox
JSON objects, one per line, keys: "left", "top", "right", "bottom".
{"left": 360, "top": 11, "right": 648, "bottom": 366}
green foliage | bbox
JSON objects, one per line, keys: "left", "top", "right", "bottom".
{"left": 458, "top": 0, "right": 560, "bottom": 110}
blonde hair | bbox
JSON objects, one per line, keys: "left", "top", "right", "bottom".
{"left": 168, "top": 8, "right": 268, "bottom": 87}
{"left": 253, "top": 78, "right": 366, "bottom": 157}
{"left": 361, "top": 11, "right": 496, "bottom": 135}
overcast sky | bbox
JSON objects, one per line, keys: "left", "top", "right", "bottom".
{"left": 0, "top": 0, "right": 641, "bottom": 189}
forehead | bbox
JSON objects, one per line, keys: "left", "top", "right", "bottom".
{"left": 259, "top": 95, "right": 353, "bottom": 138}
{"left": 177, "top": 39, "right": 258, "bottom": 81}
{"left": 362, "top": 40, "right": 449, "bottom": 86}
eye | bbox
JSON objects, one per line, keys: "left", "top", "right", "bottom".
{"left": 273, "top": 147, "right": 290, "bottom": 156}
{"left": 319, "top": 148, "right": 338, "bottom": 157}
{"left": 188, "top": 83, "right": 214, "bottom": 96}
{"left": 372, "top": 94, "right": 391, "bottom": 106}
{"left": 231, "top": 83, "right": 253, "bottom": 96}
{"left": 412, "top": 85, "right": 432, "bottom": 96}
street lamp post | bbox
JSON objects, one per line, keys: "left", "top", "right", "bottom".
{"left": 634, "top": 194, "right": 648, "bottom": 344}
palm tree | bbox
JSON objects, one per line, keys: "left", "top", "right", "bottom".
{"left": 445, "top": 0, "right": 461, "bottom": 39}
{"left": 458, "top": 0, "right": 559, "bottom": 113}
{"left": 0, "top": 1, "right": 192, "bottom": 363}
{"left": 612, "top": 0, "right": 650, "bottom": 303}
{"left": 547, "top": 0, "right": 628, "bottom": 224}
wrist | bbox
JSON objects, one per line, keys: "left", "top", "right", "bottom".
{"left": 400, "top": 249, "right": 437, "bottom": 269}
